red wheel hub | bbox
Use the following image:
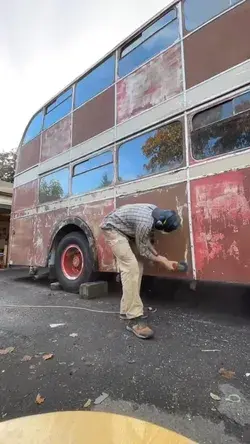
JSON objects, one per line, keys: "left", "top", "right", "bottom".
{"left": 61, "top": 244, "right": 84, "bottom": 280}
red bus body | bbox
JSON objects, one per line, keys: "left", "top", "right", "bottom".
{"left": 10, "top": 0, "right": 250, "bottom": 286}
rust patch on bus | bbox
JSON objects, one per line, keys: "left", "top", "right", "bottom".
{"left": 72, "top": 86, "right": 115, "bottom": 147}
{"left": 40, "top": 115, "right": 72, "bottom": 163}
{"left": 34, "top": 209, "right": 68, "bottom": 267}
{"left": 117, "top": 44, "right": 182, "bottom": 124}
{"left": 16, "top": 136, "right": 40, "bottom": 174}
{"left": 184, "top": 1, "right": 250, "bottom": 89}
{"left": 191, "top": 169, "right": 250, "bottom": 284}
{"left": 10, "top": 217, "right": 35, "bottom": 266}
{"left": 12, "top": 180, "right": 38, "bottom": 212}
{"left": 70, "top": 199, "right": 116, "bottom": 272}
{"left": 116, "top": 182, "right": 191, "bottom": 278}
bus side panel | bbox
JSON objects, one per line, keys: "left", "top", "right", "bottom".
{"left": 117, "top": 44, "right": 182, "bottom": 124}
{"left": 12, "top": 180, "right": 38, "bottom": 213}
{"left": 10, "top": 216, "right": 35, "bottom": 266}
{"left": 70, "top": 199, "right": 116, "bottom": 272}
{"left": 184, "top": 0, "right": 250, "bottom": 89}
{"left": 191, "top": 169, "right": 250, "bottom": 284}
{"left": 34, "top": 209, "right": 69, "bottom": 267}
{"left": 40, "top": 115, "right": 72, "bottom": 163}
{"left": 116, "top": 182, "right": 192, "bottom": 278}
{"left": 16, "top": 136, "right": 40, "bottom": 174}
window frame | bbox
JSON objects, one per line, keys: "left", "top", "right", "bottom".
{"left": 120, "top": 8, "right": 177, "bottom": 59}
{"left": 118, "top": 6, "right": 179, "bottom": 79}
{"left": 38, "top": 166, "right": 70, "bottom": 205}
{"left": 73, "top": 55, "right": 116, "bottom": 110}
{"left": 117, "top": 117, "right": 185, "bottom": 185}
{"left": 183, "top": 0, "right": 245, "bottom": 35}
{"left": 43, "top": 87, "right": 73, "bottom": 131}
{"left": 21, "top": 109, "right": 45, "bottom": 146}
{"left": 71, "top": 148, "right": 114, "bottom": 196}
{"left": 190, "top": 87, "right": 250, "bottom": 162}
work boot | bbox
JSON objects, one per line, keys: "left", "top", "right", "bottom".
{"left": 126, "top": 317, "right": 154, "bottom": 339}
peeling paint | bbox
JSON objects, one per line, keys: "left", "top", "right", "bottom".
{"left": 40, "top": 115, "right": 71, "bottom": 163}
{"left": 191, "top": 169, "right": 250, "bottom": 283}
{"left": 117, "top": 44, "right": 182, "bottom": 124}
{"left": 117, "top": 183, "right": 192, "bottom": 278}
{"left": 12, "top": 180, "right": 38, "bottom": 213}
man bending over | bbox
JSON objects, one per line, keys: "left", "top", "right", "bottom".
{"left": 101, "top": 203, "right": 181, "bottom": 340}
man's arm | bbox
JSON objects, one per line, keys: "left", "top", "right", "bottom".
{"left": 135, "top": 224, "right": 178, "bottom": 271}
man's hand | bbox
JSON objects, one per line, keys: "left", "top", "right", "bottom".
{"left": 156, "top": 255, "right": 179, "bottom": 271}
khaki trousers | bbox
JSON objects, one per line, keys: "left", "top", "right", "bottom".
{"left": 103, "top": 230, "right": 144, "bottom": 319}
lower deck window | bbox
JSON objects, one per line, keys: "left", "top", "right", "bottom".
{"left": 39, "top": 168, "right": 69, "bottom": 203}
{"left": 118, "top": 121, "right": 183, "bottom": 182}
{"left": 192, "top": 90, "right": 250, "bottom": 160}
{"left": 72, "top": 151, "right": 113, "bottom": 195}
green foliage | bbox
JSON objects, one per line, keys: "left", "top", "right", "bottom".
{"left": 142, "top": 122, "right": 183, "bottom": 173}
{"left": 0, "top": 150, "right": 17, "bottom": 183}
{"left": 39, "top": 179, "right": 64, "bottom": 203}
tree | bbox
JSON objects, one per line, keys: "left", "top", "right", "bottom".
{"left": 142, "top": 122, "right": 183, "bottom": 173}
{"left": 99, "top": 172, "right": 112, "bottom": 188}
{"left": 0, "top": 150, "right": 17, "bottom": 183}
{"left": 39, "top": 179, "right": 64, "bottom": 203}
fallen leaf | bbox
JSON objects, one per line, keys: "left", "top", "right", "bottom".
{"left": 210, "top": 392, "right": 221, "bottom": 401}
{"left": 219, "top": 368, "right": 235, "bottom": 379}
{"left": 83, "top": 399, "right": 91, "bottom": 408}
{"left": 35, "top": 394, "right": 45, "bottom": 405}
{"left": 21, "top": 355, "right": 32, "bottom": 362}
{"left": 43, "top": 353, "right": 54, "bottom": 361}
{"left": 0, "top": 347, "right": 15, "bottom": 355}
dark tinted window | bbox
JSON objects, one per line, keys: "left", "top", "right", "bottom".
{"left": 72, "top": 151, "right": 113, "bottom": 195}
{"left": 118, "top": 122, "right": 183, "bottom": 182}
{"left": 192, "top": 90, "right": 250, "bottom": 160}
{"left": 74, "top": 56, "right": 115, "bottom": 109}
{"left": 234, "top": 91, "right": 250, "bottom": 114}
{"left": 43, "top": 88, "right": 72, "bottom": 130}
{"left": 119, "top": 9, "right": 179, "bottom": 78}
{"left": 39, "top": 168, "right": 69, "bottom": 203}
{"left": 192, "top": 111, "right": 250, "bottom": 160}
{"left": 184, "top": 0, "right": 241, "bottom": 32}
{"left": 193, "top": 101, "right": 233, "bottom": 130}
{"left": 23, "top": 110, "right": 44, "bottom": 145}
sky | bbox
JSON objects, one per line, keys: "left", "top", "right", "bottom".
{"left": 0, "top": 0, "right": 172, "bottom": 153}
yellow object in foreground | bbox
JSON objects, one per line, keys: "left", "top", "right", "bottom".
{"left": 0, "top": 411, "right": 196, "bottom": 443}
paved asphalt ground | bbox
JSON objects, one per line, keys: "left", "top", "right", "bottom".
{"left": 0, "top": 269, "right": 250, "bottom": 443}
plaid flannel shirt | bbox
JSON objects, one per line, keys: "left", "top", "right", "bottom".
{"left": 100, "top": 204, "right": 157, "bottom": 260}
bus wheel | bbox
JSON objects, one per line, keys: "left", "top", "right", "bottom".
{"left": 55, "top": 231, "right": 94, "bottom": 293}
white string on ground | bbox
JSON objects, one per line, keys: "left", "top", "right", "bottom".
{"left": 0, "top": 304, "right": 119, "bottom": 315}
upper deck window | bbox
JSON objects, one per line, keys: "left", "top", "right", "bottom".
{"left": 192, "top": 90, "right": 250, "bottom": 160}
{"left": 74, "top": 56, "right": 115, "bottom": 109}
{"left": 184, "top": 0, "right": 242, "bottom": 33}
{"left": 43, "top": 88, "right": 73, "bottom": 130}
{"left": 22, "top": 110, "right": 44, "bottom": 145}
{"left": 118, "top": 8, "right": 179, "bottom": 78}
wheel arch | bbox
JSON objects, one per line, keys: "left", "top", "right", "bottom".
{"left": 47, "top": 217, "right": 98, "bottom": 269}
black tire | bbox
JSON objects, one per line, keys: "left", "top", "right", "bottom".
{"left": 55, "top": 231, "right": 94, "bottom": 293}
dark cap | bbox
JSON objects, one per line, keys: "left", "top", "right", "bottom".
{"left": 152, "top": 208, "right": 181, "bottom": 232}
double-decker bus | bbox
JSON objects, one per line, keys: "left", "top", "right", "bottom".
{"left": 10, "top": 0, "right": 250, "bottom": 292}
